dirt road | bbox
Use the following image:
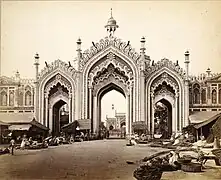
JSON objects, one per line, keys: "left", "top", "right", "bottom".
{"left": 0, "top": 140, "right": 220, "bottom": 180}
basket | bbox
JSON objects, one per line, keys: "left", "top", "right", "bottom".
{"left": 177, "top": 157, "right": 192, "bottom": 164}
{"left": 212, "top": 149, "right": 221, "bottom": 158}
{"left": 181, "top": 163, "right": 202, "bottom": 172}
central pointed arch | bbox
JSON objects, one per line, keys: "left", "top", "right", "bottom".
{"left": 82, "top": 47, "right": 138, "bottom": 137}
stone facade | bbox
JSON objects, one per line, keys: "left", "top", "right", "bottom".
{"left": 1, "top": 13, "right": 221, "bottom": 137}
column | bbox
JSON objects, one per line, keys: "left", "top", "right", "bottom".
{"left": 69, "top": 93, "right": 72, "bottom": 123}
{"left": 49, "top": 105, "right": 53, "bottom": 134}
{"left": 140, "top": 72, "right": 145, "bottom": 122}
{"left": 184, "top": 81, "right": 189, "bottom": 127}
{"left": 89, "top": 87, "right": 92, "bottom": 120}
{"left": 172, "top": 101, "right": 176, "bottom": 133}
{"left": 45, "top": 93, "right": 48, "bottom": 127}
{"left": 7, "top": 87, "right": 9, "bottom": 106}
{"left": 151, "top": 93, "right": 155, "bottom": 136}
{"left": 175, "top": 94, "right": 178, "bottom": 132}
{"left": 93, "top": 95, "right": 97, "bottom": 134}
{"left": 126, "top": 94, "right": 130, "bottom": 138}
{"left": 129, "top": 86, "right": 133, "bottom": 136}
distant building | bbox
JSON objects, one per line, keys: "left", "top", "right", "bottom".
{"left": 106, "top": 111, "right": 126, "bottom": 130}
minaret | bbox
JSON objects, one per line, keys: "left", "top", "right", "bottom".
{"left": 34, "top": 53, "right": 40, "bottom": 121}
{"left": 111, "top": 104, "right": 115, "bottom": 118}
{"left": 184, "top": 50, "right": 190, "bottom": 128}
{"left": 184, "top": 51, "right": 190, "bottom": 81}
{"left": 139, "top": 37, "right": 149, "bottom": 123}
{"left": 34, "top": 53, "right": 40, "bottom": 83}
{"left": 76, "top": 38, "right": 82, "bottom": 71}
{"left": 15, "top": 70, "right": 20, "bottom": 83}
{"left": 104, "top": 8, "right": 119, "bottom": 37}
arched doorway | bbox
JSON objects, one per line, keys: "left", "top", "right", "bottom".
{"left": 85, "top": 59, "right": 134, "bottom": 138}
{"left": 99, "top": 86, "right": 126, "bottom": 138}
{"left": 52, "top": 100, "right": 67, "bottom": 136}
{"left": 47, "top": 83, "right": 70, "bottom": 136}
{"left": 154, "top": 99, "right": 172, "bottom": 138}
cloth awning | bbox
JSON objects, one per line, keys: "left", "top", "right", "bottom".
{"left": 61, "top": 119, "right": 91, "bottom": 131}
{"left": 9, "top": 124, "right": 32, "bottom": 131}
{"left": 193, "top": 113, "right": 221, "bottom": 129}
{"left": 30, "top": 119, "right": 49, "bottom": 131}
{"left": 189, "top": 111, "right": 221, "bottom": 124}
{"left": 0, "top": 120, "right": 10, "bottom": 126}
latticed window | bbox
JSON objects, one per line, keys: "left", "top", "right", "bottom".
{"left": 0, "top": 91, "right": 7, "bottom": 106}
{"left": 219, "top": 89, "right": 221, "bottom": 104}
{"left": 25, "top": 91, "right": 32, "bottom": 106}
{"left": 201, "top": 89, "right": 206, "bottom": 104}
{"left": 193, "top": 88, "right": 200, "bottom": 104}
{"left": 18, "top": 92, "right": 23, "bottom": 106}
{"left": 9, "top": 92, "right": 14, "bottom": 106}
{"left": 212, "top": 89, "right": 217, "bottom": 104}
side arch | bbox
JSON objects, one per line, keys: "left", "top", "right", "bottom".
{"left": 146, "top": 66, "right": 186, "bottom": 133}
{"left": 36, "top": 69, "right": 76, "bottom": 124}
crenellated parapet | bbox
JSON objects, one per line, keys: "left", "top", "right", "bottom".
{"left": 38, "top": 59, "right": 77, "bottom": 82}
{"left": 145, "top": 58, "right": 185, "bottom": 79}
{"left": 80, "top": 36, "right": 140, "bottom": 71}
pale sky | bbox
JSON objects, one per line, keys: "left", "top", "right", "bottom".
{"left": 1, "top": 1, "right": 221, "bottom": 119}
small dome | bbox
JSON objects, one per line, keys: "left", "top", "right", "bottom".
{"left": 107, "top": 17, "right": 117, "bottom": 26}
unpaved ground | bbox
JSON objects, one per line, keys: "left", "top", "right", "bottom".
{"left": 0, "top": 140, "right": 220, "bottom": 180}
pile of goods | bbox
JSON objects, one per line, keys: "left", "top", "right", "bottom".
{"left": 0, "top": 147, "right": 10, "bottom": 155}
{"left": 133, "top": 149, "right": 205, "bottom": 180}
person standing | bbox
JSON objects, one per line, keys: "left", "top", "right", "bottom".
{"left": 10, "top": 139, "right": 15, "bottom": 155}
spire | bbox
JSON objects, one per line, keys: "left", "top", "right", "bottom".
{"left": 105, "top": 8, "right": 119, "bottom": 37}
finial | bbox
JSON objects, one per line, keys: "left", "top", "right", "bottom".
{"left": 34, "top": 53, "right": 39, "bottom": 59}
{"left": 105, "top": 8, "right": 119, "bottom": 37}
{"left": 34, "top": 53, "right": 40, "bottom": 64}
{"left": 184, "top": 50, "right": 190, "bottom": 62}
{"left": 206, "top": 67, "right": 211, "bottom": 77}
{"left": 77, "top": 37, "right": 82, "bottom": 52}
{"left": 140, "top": 36, "right": 146, "bottom": 54}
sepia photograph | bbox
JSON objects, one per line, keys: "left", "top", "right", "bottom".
{"left": 0, "top": 1, "right": 221, "bottom": 179}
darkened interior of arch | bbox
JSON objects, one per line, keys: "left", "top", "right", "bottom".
{"left": 154, "top": 98, "right": 172, "bottom": 138}
{"left": 52, "top": 100, "right": 67, "bottom": 137}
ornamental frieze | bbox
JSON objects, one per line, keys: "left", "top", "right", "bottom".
{"left": 88, "top": 53, "right": 133, "bottom": 83}
{"left": 44, "top": 74, "right": 72, "bottom": 94}
{"left": 93, "top": 74, "right": 130, "bottom": 96}
{"left": 151, "top": 72, "right": 179, "bottom": 94}
{"left": 80, "top": 37, "right": 140, "bottom": 69}
{"left": 154, "top": 85, "right": 175, "bottom": 99}
{"left": 145, "top": 58, "right": 185, "bottom": 79}
{"left": 38, "top": 59, "right": 77, "bottom": 82}
{"left": 49, "top": 88, "right": 69, "bottom": 100}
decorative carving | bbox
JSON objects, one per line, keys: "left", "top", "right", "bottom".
{"left": 38, "top": 59, "right": 77, "bottom": 82}
{"left": 155, "top": 85, "right": 175, "bottom": 99}
{"left": 151, "top": 73, "right": 179, "bottom": 94}
{"left": 49, "top": 90, "right": 68, "bottom": 101}
{"left": 145, "top": 58, "right": 185, "bottom": 79}
{"left": 80, "top": 37, "right": 140, "bottom": 71}
{"left": 44, "top": 74, "right": 72, "bottom": 94}
{"left": 88, "top": 53, "right": 133, "bottom": 87}
{"left": 93, "top": 75, "right": 129, "bottom": 96}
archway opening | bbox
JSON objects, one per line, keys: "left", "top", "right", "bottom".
{"left": 52, "top": 100, "right": 67, "bottom": 137}
{"left": 154, "top": 98, "right": 172, "bottom": 139}
{"left": 99, "top": 84, "right": 126, "bottom": 139}
{"left": 48, "top": 82, "right": 69, "bottom": 137}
